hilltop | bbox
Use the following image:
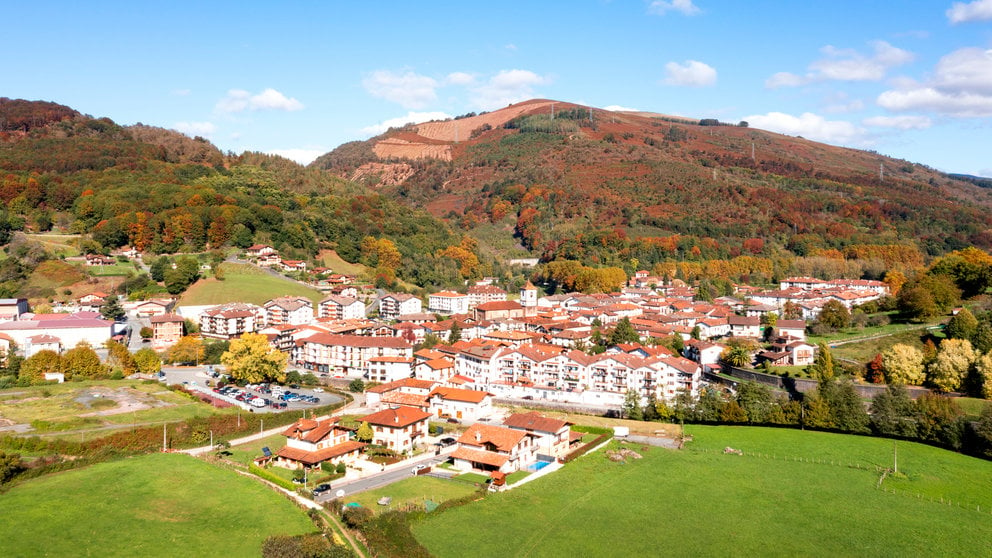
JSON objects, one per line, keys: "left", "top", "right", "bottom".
{"left": 313, "top": 99, "right": 992, "bottom": 271}
{"left": 0, "top": 99, "right": 465, "bottom": 297}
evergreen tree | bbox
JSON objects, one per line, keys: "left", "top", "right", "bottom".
{"left": 608, "top": 317, "right": 640, "bottom": 345}
{"left": 447, "top": 322, "right": 462, "bottom": 344}
{"left": 736, "top": 381, "right": 773, "bottom": 423}
{"left": 100, "top": 295, "right": 125, "bottom": 321}
{"left": 807, "top": 342, "right": 835, "bottom": 382}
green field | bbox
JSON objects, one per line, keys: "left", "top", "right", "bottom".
{"left": 0, "top": 453, "right": 315, "bottom": 557}
{"left": 179, "top": 263, "right": 324, "bottom": 306}
{"left": 0, "top": 381, "right": 234, "bottom": 438}
{"left": 413, "top": 426, "right": 992, "bottom": 557}
{"left": 345, "top": 475, "right": 479, "bottom": 514}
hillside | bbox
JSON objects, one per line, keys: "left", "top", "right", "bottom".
{"left": 313, "top": 100, "right": 992, "bottom": 273}
{"left": 0, "top": 99, "right": 466, "bottom": 297}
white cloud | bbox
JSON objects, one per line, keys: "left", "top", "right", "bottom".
{"left": 360, "top": 111, "right": 453, "bottom": 136}
{"left": 742, "top": 111, "right": 868, "bottom": 145}
{"left": 947, "top": 0, "right": 992, "bottom": 23}
{"left": 877, "top": 47, "right": 992, "bottom": 117}
{"left": 266, "top": 149, "right": 324, "bottom": 165}
{"left": 446, "top": 72, "right": 476, "bottom": 86}
{"left": 505, "top": 43, "right": 518, "bottom": 51}
{"left": 172, "top": 89, "right": 191, "bottom": 97}
{"left": 663, "top": 60, "right": 717, "bottom": 87}
{"left": 979, "top": 168, "right": 992, "bottom": 178}
{"left": 362, "top": 70, "right": 438, "bottom": 109}
{"left": 215, "top": 88, "right": 304, "bottom": 113}
{"left": 470, "top": 69, "right": 551, "bottom": 110}
{"left": 604, "top": 105, "right": 639, "bottom": 112}
{"left": 765, "top": 72, "right": 810, "bottom": 89}
{"left": 768, "top": 40, "right": 913, "bottom": 87}
{"left": 823, "top": 92, "right": 865, "bottom": 114}
{"left": 862, "top": 115, "right": 932, "bottom": 130}
{"left": 173, "top": 121, "right": 216, "bottom": 137}
{"left": 648, "top": 0, "right": 700, "bottom": 16}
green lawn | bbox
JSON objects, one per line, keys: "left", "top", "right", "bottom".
{"left": 815, "top": 325, "right": 937, "bottom": 363}
{"left": 413, "top": 426, "right": 992, "bottom": 557}
{"left": 345, "top": 476, "right": 479, "bottom": 514}
{"left": 86, "top": 262, "right": 138, "bottom": 276}
{"left": 0, "top": 453, "right": 315, "bottom": 557}
{"left": 179, "top": 262, "right": 324, "bottom": 306}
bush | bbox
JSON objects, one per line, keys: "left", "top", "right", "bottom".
{"left": 341, "top": 505, "right": 373, "bottom": 529}
{"left": 262, "top": 533, "right": 354, "bottom": 558}
{"left": 336, "top": 461, "right": 347, "bottom": 474}
{"left": 249, "top": 463, "right": 297, "bottom": 491}
{"left": 348, "top": 379, "right": 365, "bottom": 393}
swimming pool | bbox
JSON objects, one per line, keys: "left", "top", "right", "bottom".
{"left": 527, "top": 460, "right": 553, "bottom": 472}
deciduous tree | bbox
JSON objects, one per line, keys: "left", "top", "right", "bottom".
{"left": 927, "top": 338, "right": 975, "bottom": 392}
{"left": 882, "top": 344, "right": 925, "bottom": 385}
{"left": 221, "top": 333, "right": 287, "bottom": 384}
{"left": 168, "top": 335, "right": 204, "bottom": 365}
{"left": 945, "top": 308, "right": 978, "bottom": 341}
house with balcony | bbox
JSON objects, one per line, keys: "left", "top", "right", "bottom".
{"left": 273, "top": 417, "right": 365, "bottom": 470}
{"left": 359, "top": 406, "right": 432, "bottom": 453}
{"left": 450, "top": 423, "right": 539, "bottom": 474}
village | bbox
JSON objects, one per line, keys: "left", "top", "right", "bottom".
{"left": 0, "top": 243, "right": 893, "bottom": 487}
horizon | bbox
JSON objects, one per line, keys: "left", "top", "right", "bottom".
{"left": 4, "top": 1, "right": 992, "bottom": 176}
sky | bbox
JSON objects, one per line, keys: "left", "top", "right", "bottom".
{"left": 3, "top": 1, "right": 992, "bottom": 176}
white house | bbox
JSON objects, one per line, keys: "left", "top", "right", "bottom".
{"left": 502, "top": 411, "right": 572, "bottom": 459}
{"left": 199, "top": 303, "right": 266, "bottom": 339}
{"left": 451, "top": 423, "right": 538, "bottom": 474}
{"left": 264, "top": 296, "right": 314, "bottom": 326}
{"left": 274, "top": 417, "right": 366, "bottom": 470}
{"left": 359, "top": 406, "right": 432, "bottom": 453}
{"left": 427, "top": 387, "right": 494, "bottom": 421}
{"left": 364, "top": 356, "right": 414, "bottom": 383}
{"left": 318, "top": 295, "right": 366, "bottom": 320}
{"left": 379, "top": 293, "right": 422, "bottom": 320}
{"left": 428, "top": 291, "right": 470, "bottom": 315}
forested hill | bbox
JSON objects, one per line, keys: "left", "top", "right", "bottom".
{"left": 312, "top": 99, "right": 992, "bottom": 276}
{"left": 0, "top": 99, "right": 465, "bottom": 292}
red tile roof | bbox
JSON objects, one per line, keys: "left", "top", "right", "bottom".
{"left": 360, "top": 406, "right": 432, "bottom": 427}
{"left": 276, "top": 441, "right": 366, "bottom": 466}
{"left": 458, "top": 424, "right": 527, "bottom": 452}
{"left": 503, "top": 411, "right": 571, "bottom": 433}
{"left": 428, "top": 387, "right": 491, "bottom": 403}
{"left": 450, "top": 446, "right": 509, "bottom": 468}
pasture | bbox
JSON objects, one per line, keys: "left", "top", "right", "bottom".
{"left": 178, "top": 262, "right": 324, "bottom": 306}
{"left": 413, "top": 426, "right": 992, "bottom": 557}
{"left": 0, "top": 453, "right": 314, "bottom": 557}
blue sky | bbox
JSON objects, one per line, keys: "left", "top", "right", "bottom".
{"left": 4, "top": 1, "right": 992, "bottom": 175}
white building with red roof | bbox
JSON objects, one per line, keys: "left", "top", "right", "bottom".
{"left": 359, "top": 406, "right": 432, "bottom": 453}
{"left": 451, "top": 423, "right": 539, "bottom": 474}
{"left": 199, "top": 303, "right": 265, "bottom": 339}
{"left": 293, "top": 333, "right": 412, "bottom": 377}
{"left": 274, "top": 417, "right": 366, "bottom": 470}
{"left": 427, "top": 386, "right": 494, "bottom": 421}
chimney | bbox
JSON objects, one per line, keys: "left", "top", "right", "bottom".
{"left": 475, "top": 431, "right": 481, "bottom": 442}
{"left": 394, "top": 414, "right": 399, "bottom": 424}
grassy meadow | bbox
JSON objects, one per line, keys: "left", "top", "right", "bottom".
{"left": 0, "top": 453, "right": 315, "bottom": 557}
{"left": 413, "top": 426, "right": 992, "bottom": 557}
{"left": 179, "top": 262, "right": 324, "bottom": 306}
{"left": 0, "top": 380, "right": 234, "bottom": 439}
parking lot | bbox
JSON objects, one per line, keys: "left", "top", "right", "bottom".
{"left": 159, "top": 366, "right": 342, "bottom": 413}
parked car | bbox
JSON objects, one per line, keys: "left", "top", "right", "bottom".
{"left": 312, "top": 483, "right": 332, "bottom": 497}
{"left": 312, "top": 387, "right": 324, "bottom": 393}
{"left": 411, "top": 464, "right": 429, "bottom": 475}
{"left": 446, "top": 418, "right": 460, "bottom": 424}
{"left": 438, "top": 437, "right": 456, "bottom": 447}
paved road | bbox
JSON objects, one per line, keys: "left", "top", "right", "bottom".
{"left": 315, "top": 450, "right": 452, "bottom": 503}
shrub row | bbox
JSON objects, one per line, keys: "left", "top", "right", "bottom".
{"left": 249, "top": 463, "right": 297, "bottom": 491}
{"left": 563, "top": 433, "right": 612, "bottom": 463}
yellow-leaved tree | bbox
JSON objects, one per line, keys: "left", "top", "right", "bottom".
{"left": 221, "top": 333, "right": 288, "bottom": 384}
